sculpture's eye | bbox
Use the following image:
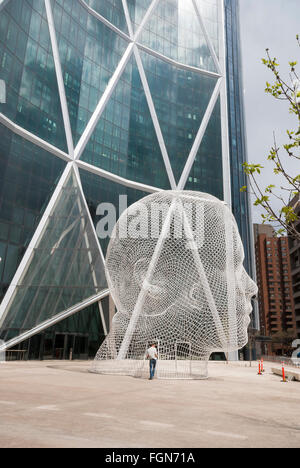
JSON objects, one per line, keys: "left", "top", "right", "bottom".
{"left": 133, "top": 258, "right": 166, "bottom": 299}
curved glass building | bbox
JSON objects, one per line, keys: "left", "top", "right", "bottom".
{"left": 0, "top": 0, "right": 256, "bottom": 359}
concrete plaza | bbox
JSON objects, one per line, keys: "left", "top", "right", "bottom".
{"left": 0, "top": 360, "right": 299, "bottom": 448}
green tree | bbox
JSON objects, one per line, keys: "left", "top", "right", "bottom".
{"left": 242, "top": 35, "right": 300, "bottom": 241}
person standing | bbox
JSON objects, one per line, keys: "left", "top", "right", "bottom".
{"left": 146, "top": 343, "right": 158, "bottom": 380}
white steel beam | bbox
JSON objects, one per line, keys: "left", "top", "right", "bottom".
{"left": 73, "top": 166, "right": 108, "bottom": 336}
{"left": 99, "top": 300, "right": 108, "bottom": 336}
{"left": 73, "top": 165, "right": 106, "bottom": 265}
{"left": 117, "top": 199, "right": 178, "bottom": 360}
{"left": 224, "top": 209, "right": 238, "bottom": 350}
{"left": 122, "top": 0, "right": 134, "bottom": 39}
{"left": 0, "top": 113, "right": 71, "bottom": 162}
{"left": 134, "top": 0, "right": 160, "bottom": 43}
{"left": 177, "top": 78, "right": 222, "bottom": 190}
{"left": 136, "top": 42, "right": 221, "bottom": 79}
{"left": 76, "top": 159, "right": 161, "bottom": 194}
{"left": 45, "top": 0, "right": 74, "bottom": 158}
{"left": 180, "top": 204, "right": 228, "bottom": 349}
{"left": 219, "top": 0, "right": 235, "bottom": 359}
{"left": 78, "top": 0, "right": 130, "bottom": 41}
{"left": 0, "top": 163, "right": 73, "bottom": 328}
{"left": 0, "top": 0, "right": 10, "bottom": 12}
{"left": 218, "top": 0, "right": 232, "bottom": 207}
{"left": 0, "top": 289, "right": 110, "bottom": 352}
{"left": 134, "top": 45, "right": 177, "bottom": 190}
{"left": 192, "top": 0, "right": 222, "bottom": 76}
{"left": 75, "top": 43, "right": 134, "bottom": 161}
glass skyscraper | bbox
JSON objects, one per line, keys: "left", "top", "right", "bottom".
{"left": 0, "top": 0, "right": 256, "bottom": 359}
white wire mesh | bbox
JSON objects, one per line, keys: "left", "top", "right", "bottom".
{"left": 93, "top": 191, "right": 258, "bottom": 379}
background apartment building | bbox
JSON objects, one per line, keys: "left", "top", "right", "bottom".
{"left": 289, "top": 195, "right": 300, "bottom": 339}
{"left": 254, "top": 224, "right": 296, "bottom": 355}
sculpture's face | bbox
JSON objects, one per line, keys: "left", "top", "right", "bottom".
{"left": 106, "top": 191, "right": 258, "bottom": 355}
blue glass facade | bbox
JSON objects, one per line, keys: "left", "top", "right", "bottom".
{"left": 52, "top": 0, "right": 129, "bottom": 145}
{"left": 0, "top": 0, "right": 255, "bottom": 357}
{"left": 140, "top": 49, "right": 219, "bottom": 186}
{"left": 135, "top": 0, "right": 217, "bottom": 72}
{"left": 0, "top": 122, "right": 65, "bottom": 302}
{"left": 0, "top": 0, "right": 67, "bottom": 150}
{"left": 224, "top": 0, "right": 253, "bottom": 277}
{"left": 80, "top": 54, "right": 171, "bottom": 188}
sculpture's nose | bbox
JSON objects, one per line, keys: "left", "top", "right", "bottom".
{"left": 244, "top": 270, "right": 258, "bottom": 299}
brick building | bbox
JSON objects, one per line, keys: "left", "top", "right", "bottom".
{"left": 254, "top": 224, "right": 296, "bottom": 355}
{"left": 288, "top": 195, "right": 300, "bottom": 339}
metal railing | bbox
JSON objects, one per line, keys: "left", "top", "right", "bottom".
{"left": 262, "top": 355, "right": 300, "bottom": 368}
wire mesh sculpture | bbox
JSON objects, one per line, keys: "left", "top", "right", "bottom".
{"left": 92, "top": 191, "right": 258, "bottom": 379}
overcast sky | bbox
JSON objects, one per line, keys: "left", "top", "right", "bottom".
{"left": 239, "top": 0, "right": 299, "bottom": 224}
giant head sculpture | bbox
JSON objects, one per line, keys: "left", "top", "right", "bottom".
{"left": 92, "top": 191, "right": 258, "bottom": 379}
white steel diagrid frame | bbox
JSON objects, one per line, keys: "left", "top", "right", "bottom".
{"left": 0, "top": 0, "right": 230, "bottom": 350}
{"left": 73, "top": 164, "right": 107, "bottom": 333}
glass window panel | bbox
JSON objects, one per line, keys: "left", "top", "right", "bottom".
{"left": 140, "top": 50, "right": 218, "bottom": 184}
{"left": 0, "top": 223, "right": 9, "bottom": 241}
{"left": 0, "top": 241, "right": 6, "bottom": 280}
{"left": 127, "top": 0, "right": 152, "bottom": 32}
{"left": 2, "top": 244, "right": 19, "bottom": 284}
{"left": 80, "top": 169, "right": 150, "bottom": 256}
{"left": 52, "top": 0, "right": 129, "bottom": 145}
{"left": 195, "top": 0, "right": 219, "bottom": 57}
{"left": 138, "top": 0, "right": 217, "bottom": 71}
{"left": 1, "top": 169, "right": 107, "bottom": 340}
{"left": 80, "top": 55, "right": 171, "bottom": 189}
{"left": 85, "top": 0, "right": 129, "bottom": 34}
{"left": 224, "top": 0, "right": 252, "bottom": 276}
{"left": 0, "top": 123, "right": 65, "bottom": 302}
{"left": 0, "top": 0, "right": 68, "bottom": 151}
{"left": 185, "top": 97, "right": 223, "bottom": 200}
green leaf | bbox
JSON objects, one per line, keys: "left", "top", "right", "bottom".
{"left": 265, "top": 184, "right": 275, "bottom": 193}
{"left": 293, "top": 175, "right": 300, "bottom": 183}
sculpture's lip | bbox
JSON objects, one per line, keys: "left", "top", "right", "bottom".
{"left": 244, "top": 315, "right": 251, "bottom": 327}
